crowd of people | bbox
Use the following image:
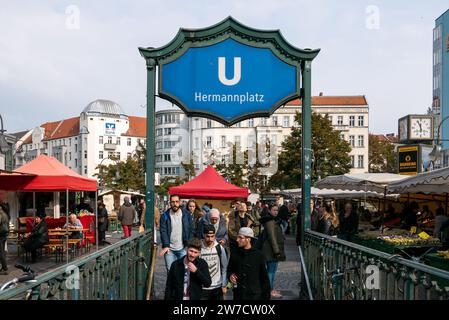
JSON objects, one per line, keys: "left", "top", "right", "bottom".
{"left": 161, "top": 194, "right": 290, "bottom": 300}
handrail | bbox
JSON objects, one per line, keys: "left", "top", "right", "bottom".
{"left": 0, "top": 231, "right": 153, "bottom": 300}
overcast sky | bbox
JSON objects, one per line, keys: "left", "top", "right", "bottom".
{"left": 0, "top": 1, "right": 448, "bottom": 134}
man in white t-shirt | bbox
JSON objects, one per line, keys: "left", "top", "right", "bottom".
{"left": 200, "top": 224, "right": 228, "bottom": 300}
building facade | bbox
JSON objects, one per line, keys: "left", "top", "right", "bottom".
{"left": 155, "top": 94, "right": 369, "bottom": 178}
{"left": 433, "top": 9, "right": 449, "bottom": 166}
{"left": 15, "top": 100, "right": 146, "bottom": 180}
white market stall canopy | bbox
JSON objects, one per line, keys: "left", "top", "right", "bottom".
{"left": 388, "top": 167, "right": 449, "bottom": 194}
{"left": 283, "top": 187, "right": 398, "bottom": 199}
{"left": 315, "top": 173, "right": 407, "bottom": 193}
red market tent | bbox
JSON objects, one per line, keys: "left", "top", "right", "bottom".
{"left": 15, "top": 155, "right": 97, "bottom": 191}
{"left": 169, "top": 165, "right": 249, "bottom": 200}
{"left": 0, "top": 171, "right": 36, "bottom": 191}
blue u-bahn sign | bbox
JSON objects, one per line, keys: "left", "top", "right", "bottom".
{"left": 160, "top": 38, "right": 297, "bottom": 124}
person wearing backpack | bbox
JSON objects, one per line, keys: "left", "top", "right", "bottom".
{"left": 258, "top": 204, "right": 285, "bottom": 298}
{"left": 0, "top": 206, "right": 10, "bottom": 275}
{"left": 200, "top": 224, "right": 228, "bottom": 300}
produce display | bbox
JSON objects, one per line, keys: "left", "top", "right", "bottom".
{"left": 436, "top": 250, "right": 449, "bottom": 260}
{"left": 378, "top": 235, "right": 440, "bottom": 246}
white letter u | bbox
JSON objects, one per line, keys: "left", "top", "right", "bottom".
{"left": 218, "top": 57, "right": 241, "bottom": 86}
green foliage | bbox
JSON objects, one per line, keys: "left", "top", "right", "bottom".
{"left": 269, "top": 111, "right": 352, "bottom": 189}
{"left": 369, "top": 134, "right": 398, "bottom": 173}
{"left": 155, "top": 176, "right": 185, "bottom": 195}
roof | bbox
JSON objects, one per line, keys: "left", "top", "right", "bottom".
{"left": 169, "top": 165, "right": 248, "bottom": 199}
{"left": 286, "top": 95, "right": 368, "bottom": 106}
{"left": 15, "top": 154, "right": 97, "bottom": 191}
{"left": 82, "top": 99, "right": 127, "bottom": 117}
{"left": 124, "top": 116, "right": 146, "bottom": 137}
{"left": 315, "top": 173, "right": 407, "bottom": 193}
{"left": 388, "top": 167, "right": 449, "bottom": 194}
{"left": 23, "top": 117, "right": 80, "bottom": 144}
{"left": 10, "top": 130, "right": 30, "bottom": 140}
{"left": 371, "top": 134, "right": 398, "bottom": 143}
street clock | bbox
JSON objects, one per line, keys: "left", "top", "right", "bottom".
{"left": 398, "top": 115, "right": 434, "bottom": 142}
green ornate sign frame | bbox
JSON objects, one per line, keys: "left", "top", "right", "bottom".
{"left": 138, "top": 17, "right": 319, "bottom": 249}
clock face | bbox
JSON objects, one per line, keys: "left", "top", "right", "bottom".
{"left": 410, "top": 117, "right": 432, "bottom": 140}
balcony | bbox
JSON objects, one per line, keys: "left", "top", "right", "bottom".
{"left": 103, "top": 143, "right": 117, "bottom": 150}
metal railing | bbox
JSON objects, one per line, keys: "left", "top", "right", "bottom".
{"left": 0, "top": 231, "right": 153, "bottom": 300}
{"left": 304, "top": 230, "right": 449, "bottom": 300}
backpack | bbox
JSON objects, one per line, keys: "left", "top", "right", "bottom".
{"left": 215, "top": 243, "right": 224, "bottom": 271}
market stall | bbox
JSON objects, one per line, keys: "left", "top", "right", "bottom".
{"left": 169, "top": 165, "right": 248, "bottom": 215}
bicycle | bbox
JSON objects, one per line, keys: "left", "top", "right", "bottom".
{"left": 324, "top": 265, "right": 372, "bottom": 300}
{"left": 0, "top": 263, "right": 37, "bottom": 300}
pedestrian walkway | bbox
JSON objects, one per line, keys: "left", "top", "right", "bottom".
{"left": 153, "top": 234, "right": 301, "bottom": 300}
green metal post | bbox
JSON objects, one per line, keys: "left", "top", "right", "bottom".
{"left": 136, "top": 238, "right": 145, "bottom": 300}
{"left": 145, "top": 58, "right": 156, "bottom": 233}
{"left": 301, "top": 60, "right": 312, "bottom": 243}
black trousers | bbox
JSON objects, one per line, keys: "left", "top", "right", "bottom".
{"left": 201, "top": 287, "right": 223, "bottom": 300}
{"left": 0, "top": 238, "right": 7, "bottom": 270}
{"left": 23, "top": 239, "right": 43, "bottom": 260}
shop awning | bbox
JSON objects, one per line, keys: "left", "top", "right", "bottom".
{"left": 315, "top": 173, "right": 407, "bottom": 193}
{"left": 388, "top": 167, "right": 449, "bottom": 194}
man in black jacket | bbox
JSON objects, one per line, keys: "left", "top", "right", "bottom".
{"left": 228, "top": 227, "right": 271, "bottom": 300}
{"left": 23, "top": 212, "right": 49, "bottom": 262}
{"left": 165, "top": 238, "right": 211, "bottom": 300}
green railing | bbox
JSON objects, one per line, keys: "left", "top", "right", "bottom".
{"left": 304, "top": 230, "right": 449, "bottom": 300}
{"left": 0, "top": 231, "right": 153, "bottom": 300}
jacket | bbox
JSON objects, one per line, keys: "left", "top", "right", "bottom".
{"left": 164, "top": 257, "right": 212, "bottom": 300}
{"left": 97, "top": 207, "right": 109, "bottom": 232}
{"left": 228, "top": 247, "right": 271, "bottom": 300}
{"left": 338, "top": 211, "right": 359, "bottom": 240}
{"left": 160, "top": 208, "right": 194, "bottom": 249}
{"left": 29, "top": 220, "right": 49, "bottom": 245}
{"left": 259, "top": 215, "right": 286, "bottom": 262}
{"left": 118, "top": 202, "right": 136, "bottom": 226}
{"left": 228, "top": 211, "right": 254, "bottom": 242}
{"left": 0, "top": 209, "right": 9, "bottom": 239}
{"left": 197, "top": 213, "right": 228, "bottom": 244}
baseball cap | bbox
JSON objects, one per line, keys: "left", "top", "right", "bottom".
{"left": 238, "top": 227, "right": 256, "bottom": 239}
{"left": 203, "top": 224, "right": 216, "bottom": 235}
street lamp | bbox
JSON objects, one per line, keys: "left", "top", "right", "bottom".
{"left": 428, "top": 115, "right": 449, "bottom": 167}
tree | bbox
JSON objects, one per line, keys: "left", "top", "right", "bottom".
{"left": 181, "top": 155, "right": 196, "bottom": 182}
{"left": 269, "top": 112, "right": 352, "bottom": 189}
{"left": 155, "top": 176, "right": 185, "bottom": 195}
{"left": 369, "top": 134, "right": 397, "bottom": 173}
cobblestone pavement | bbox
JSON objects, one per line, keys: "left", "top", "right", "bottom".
{"left": 153, "top": 233, "right": 301, "bottom": 300}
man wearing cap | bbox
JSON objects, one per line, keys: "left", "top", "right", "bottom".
{"left": 200, "top": 224, "right": 228, "bottom": 300}
{"left": 23, "top": 212, "right": 49, "bottom": 262}
{"left": 228, "top": 227, "right": 271, "bottom": 300}
{"left": 197, "top": 208, "right": 228, "bottom": 247}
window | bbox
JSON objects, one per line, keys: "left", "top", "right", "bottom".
{"left": 194, "top": 137, "right": 199, "bottom": 150}
{"left": 234, "top": 122, "right": 241, "bottom": 128}
{"left": 75, "top": 144, "right": 78, "bottom": 152}
{"left": 221, "top": 136, "right": 226, "bottom": 148}
{"left": 156, "top": 141, "right": 162, "bottom": 149}
{"left": 84, "top": 151, "right": 87, "bottom": 159}
{"left": 248, "top": 119, "right": 254, "bottom": 127}
{"left": 156, "top": 155, "right": 162, "bottom": 163}
{"left": 164, "top": 141, "right": 176, "bottom": 148}
{"left": 84, "top": 166, "right": 87, "bottom": 174}
{"left": 234, "top": 136, "right": 241, "bottom": 147}
{"left": 156, "top": 129, "right": 162, "bottom": 137}
{"left": 350, "top": 156, "right": 355, "bottom": 168}
{"left": 69, "top": 152, "right": 72, "bottom": 161}
{"left": 349, "top": 116, "right": 355, "bottom": 126}
{"left": 164, "top": 154, "right": 171, "bottom": 162}
{"left": 164, "top": 128, "right": 173, "bottom": 135}
{"left": 358, "top": 116, "right": 364, "bottom": 127}
{"left": 164, "top": 114, "right": 179, "bottom": 124}
{"left": 99, "top": 136, "right": 103, "bottom": 144}
{"left": 206, "top": 119, "right": 212, "bottom": 128}
{"left": 358, "top": 135, "right": 364, "bottom": 147}
{"left": 127, "top": 138, "right": 132, "bottom": 146}
{"left": 349, "top": 135, "right": 355, "bottom": 147}
{"left": 206, "top": 136, "right": 212, "bottom": 148}
{"left": 328, "top": 116, "right": 333, "bottom": 124}
{"left": 340, "top": 133, "right": 345, "bottom": 140}
{"left": 283, "top": 116, "right": 290, "bottom": 127}
{"left": 116, "top": 137, "right": 121, "bottom": 145}
{"left": 116, "top": 152, "right": 121, "bottom": 160}
{"left": 69, "top": 138, "right": 72, "bottom": 146}
{"left": 108, "top": 136, "right": 112, "bottom": 144}
{"left": 108, "top": 152, "right": 114, "bottom": 159}
{"left": 99, "top": 151, "right": 103, "bottom": 159}
{"left": 271, "top": 135, "right": 277, "bottom": 146}
{"left": 75, "top": 159, "right": 78, "bottom": 167}
{"left": 137, "top": 138, "right": 141, "bottom": 146}
{"left": 337, "top": 116, "right": 343, "bottom": 125}
{"left": 272, "top": 116, "right": 278, "bottom": 126}
{"left": 260, "top": 118, "right": 267, "bottom": 126}
{"left": 194, "top": 118, "right": 199, "bottom": 129}
{"left": 127, "top": 152, "right": 132, "bottom": 158}
{"left": 156, "top": 116, "right": 163, "bottom": 125}
{"left": 358, "top": 155, "right": 364, "bottom": 168}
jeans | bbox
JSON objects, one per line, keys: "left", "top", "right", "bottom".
{"left": 280, "top": 220, "right": 288, "bottom": 234}
{"left": 201, "top": 287, "right": 224, "bottom": 300}
{"left": 164, "top": 248, "right": 186, "bottom": 272}
{"left": 266, "top": 261, "right": 279, "bottom": 290}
